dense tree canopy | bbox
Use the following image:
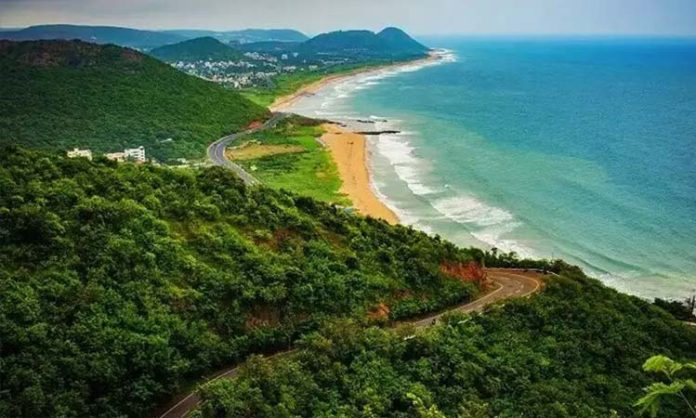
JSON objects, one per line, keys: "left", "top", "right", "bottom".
{"left": 149, "top": 37, "right": 243, "bottom": 62}
{"left": 0, "top": 40, "right": 268, "bottom": 161}
{"left": 0, "top": 146, "right": 513, "bottom": 417}
{"left": 194, "top": 270, "right": 696, "bottom": 418}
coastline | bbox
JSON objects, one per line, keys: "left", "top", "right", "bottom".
{"left": 320, "top": 123, "right": 399, "bottom": 225}
{"left": 271, "top": 51, "right": 445, "bottom": 224}
{"left": 270, "top": 51, "right": 442, "bottom": 112}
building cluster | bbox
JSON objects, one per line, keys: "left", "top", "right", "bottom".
{"left": 171, "top": 59, "right": 281, "bottom": 88}
{"left": 105, "top": 146, "right": 146, "bottom": 163}
{"left": 66, "top": 146, "right": 146, "bottom": 163}
{"left": 168, "top": 51, "right": 342, "bottom": 89}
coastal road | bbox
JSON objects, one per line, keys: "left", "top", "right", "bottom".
{"left": 207, "top": 112, "right": 288, "bottom": 185}
{"left": 410, "top": 269, "right": 542, "bottom": 327}
{"left": 155, "top": 269, "right": 543, "bottom": 418}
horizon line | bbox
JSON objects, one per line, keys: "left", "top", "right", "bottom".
{"left": 1, "top": 23, "right": 696, "bottom": 39}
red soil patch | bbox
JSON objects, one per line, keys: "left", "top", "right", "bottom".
{"left": 440, "top": 261, "right": 491, "bottom": 290}
{"left": 247, "top": 120, "right": 263, "bottom": 129}
{"left": 367, "top": 302, "right": 391, "bottom": 320}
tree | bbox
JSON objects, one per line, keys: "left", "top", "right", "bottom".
{"left": 636, "top": 355, "right": 696, "bottom": 417}
{"left": 407, "top": 393, "right": 448, "bottom": 418}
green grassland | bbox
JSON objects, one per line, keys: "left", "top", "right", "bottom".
{"left": 233, "top": 116, "right": 350, "bottom": 205}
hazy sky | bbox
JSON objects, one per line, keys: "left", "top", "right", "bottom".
{"left": 1, "top": 0, "right": 696, "bottom": 36}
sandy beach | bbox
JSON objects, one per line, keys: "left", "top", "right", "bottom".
{"left": 270, "top": 52, "right": 444, "bottom": 224}
{"left": 320, "top": 123, "right": 399, "bottom": 225}
{"left": 270, "top": 52, "right": 442, "bottom": 112}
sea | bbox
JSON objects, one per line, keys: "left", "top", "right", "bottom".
{"left": 283, "top": 36, "right": 696, "bottom": 300}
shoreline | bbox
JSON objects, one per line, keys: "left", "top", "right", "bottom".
{"left": 272, "top": 51, "right": 446, "bottom": 223}
{"left": 270, "top": 51, "right": 443, "bottom": 112}
{"left": 320, "top": 123, "right": 399, "bottom": 225}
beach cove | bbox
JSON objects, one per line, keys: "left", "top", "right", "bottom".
{"left": 269, "top": 50, "right": 448, "bottom": 225}
{"left": 274, "top": 38, "right": 696, "bottom": 301}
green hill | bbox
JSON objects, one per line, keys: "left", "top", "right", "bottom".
{"left": 0, "top": 25, "right": 310, "bottom": 49}
{"left": 377, "top": 27, "right": 429, "bottom": 54}
{"left": 161, "top": 28, "right": 309, "bottom": 43}
{"left": 0, "top": 40, "right": 268, "bottom": 161}
{"left": 302, "top": 27, "right": 429, "bottom": 58}
{"left": 304, "top": 30, "right": 388, "bottom": 52}
{"left": 0, "top": 24, "right": 186, "bottom": 49}
{"left": 150, "top": 36, "right": 243, "bottom": 62}
{"left": 195, "top": 273, "right": 696, "bottom": 417}
{"left": 0, "top": 146, "right": 506, "bottom": 417}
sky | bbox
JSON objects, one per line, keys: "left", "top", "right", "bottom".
{"left": 1, "top": 0, "right": 696, "bottom": 36}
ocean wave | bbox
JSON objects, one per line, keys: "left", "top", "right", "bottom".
{"left": 282, "top": 49, "right": 457, "bottom": 117}
{"left": 431, "top": 195, "right": 514, "bottom": 227}
{"left": 430, "top": 195, "right": 535, "bottom": 256}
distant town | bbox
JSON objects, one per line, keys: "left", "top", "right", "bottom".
{"left": 170, "top": 52, "right": 338, "bottom": 88}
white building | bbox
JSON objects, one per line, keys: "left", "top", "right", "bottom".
{"left": 124, "top": 146, "right": 146, "bottom": 163}
{"left": 105, "top": 152, "right": 125, "bottom": 162}
{"left": 66, "top": 148, "right": 93, "bottom": 160}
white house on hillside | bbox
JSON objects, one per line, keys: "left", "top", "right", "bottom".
{"left": 124, "top": 146, "right": 146, "bottom": 162}
{"left": 105, "top": 152, "right": 125, "bottom": 162}
{"left": 66, "top": 148, "right": 93, "bottom": 160}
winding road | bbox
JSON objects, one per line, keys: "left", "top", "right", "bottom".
{"left": 172, "top": 118, "right": 546, "bottom": 418}
{"left": 155, "top": 269, "right": 543, "bottom": 418}
{"left": 207, "top": 112, "right": 288, "bottom": 185}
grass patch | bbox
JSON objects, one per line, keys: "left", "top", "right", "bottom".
{"left": 235, "top": 116, "right": 350, "bottom": 205}
{"left": 226, "top": 142, "right": 305, "bottom": 160}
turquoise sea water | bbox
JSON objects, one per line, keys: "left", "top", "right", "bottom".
{"left": 286, "top": 37, "right": 696, "bottom": 300}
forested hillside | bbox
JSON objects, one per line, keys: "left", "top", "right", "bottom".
{"left": 0, "top": 146, "right": 516, "bottom": 418}
{"left": 0, "top": 24, "right": 186, "bottom": 49}
{"left": 194, "top": 271, "right": 696, "bottom": 418}
{"left": 302, "top": 28, "right": 429, "bottom": 58}
{"left": 150, "top": 37, "right": 243, "bottom": 62}
{"left": 0, "top": 40, "right": 268, "bottom": 161}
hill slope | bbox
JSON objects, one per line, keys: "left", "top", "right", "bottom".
{"left": 0, "top": 40, "right": 268, "bottom": 160}
{"left": 378, "top": 27, "right": 429, "bottom": 54}
{"left": 0, "top": 24, "right": 185, "bottom": 49}
{"left": 162, "top": 28, "right": 309, "bottom": 43}
{"left": 150, "top": 36, "right": 242, "bottom": 62}
{"left": 0, "top": 146, "right": 495, "bottom": 417}
{"left": 195, "top": 273, "right": 696, "bottom": 417}
{"left": 0, "top": 25, "right": 309, "bottom": 48}
{"left": 302, "top": 27, "right": 429, "bottom": 58}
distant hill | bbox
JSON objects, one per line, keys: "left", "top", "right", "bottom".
{"left": 150, "top": 36, "right": 242, "bottom": 62}
{"left": 0, "top": 24, "right": 424, "bottom": 59}
{"left": 0, "top": 24, "right": 185, "bottom": 49}
{"left": 160, "top": 28, "right": 309, "bottom": 43}
{"left": 304, "top": 30, "right": 388, "bottom": 52}
{"left": 0, "top": 40, "right": 268, "bottom": 160}
{"left": 238, "top": 27, "right": 428, "bottom": 61}
{"left": 239, "top": 40, "right": 301, "bottom": 54}
{"left": 302, "top": 27, "right": 428, "bottom": 58}
{"left": 377, "top": 27, "right": 429, "bottom": 55}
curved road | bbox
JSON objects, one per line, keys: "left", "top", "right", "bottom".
{"left": 207, "top": 112, "right": 289, "bottom": 185}
{"left": 156, "top": 269, "right": 543, "bottom": 418}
